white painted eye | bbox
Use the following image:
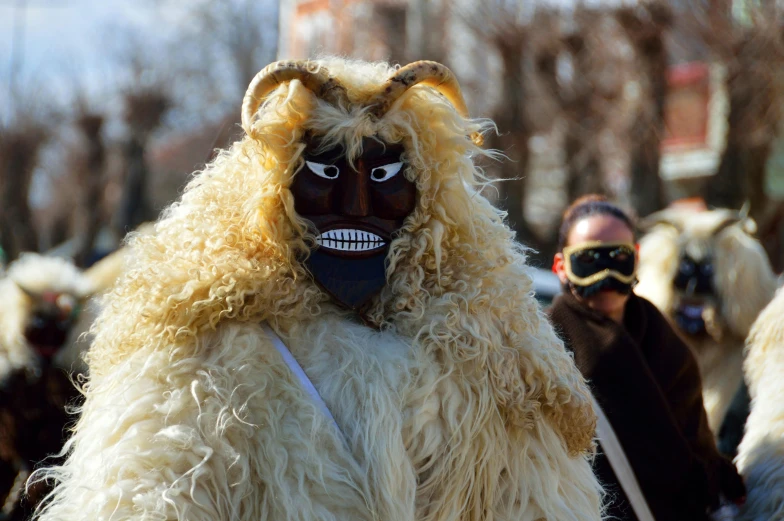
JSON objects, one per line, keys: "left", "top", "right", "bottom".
{"left": 306, "top": 161, "right": 340, "bottom": 180}
{"left": 370, "top": 162, "right": 404, "bottom": 183}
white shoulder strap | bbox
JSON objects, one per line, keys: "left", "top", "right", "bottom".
{"left": 591, "top": 395, "right": 657, "bottom": 521}
{"left": 261, "top": 322, "right": 342, "bottom": 433}
{"left": 263, "top": 322, "right": 653, "bottom": 521}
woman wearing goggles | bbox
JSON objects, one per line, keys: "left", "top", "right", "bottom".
{"left": 547, "top": 195, "right": 745, "bottom": 521}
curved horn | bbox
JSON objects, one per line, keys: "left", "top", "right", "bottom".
{"left": 370, "top": 61, "right": 484, "bottom": 146}
{"left": 241, "top": 61, "right": 347, "bottom": 136}
{"left": 713, "top": 207, "right": 757, "bottom": 236}
{"left": 739, "top": 200, "right": 751, "bottom": 220}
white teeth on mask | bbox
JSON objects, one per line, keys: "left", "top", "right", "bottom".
{"left": 316, "top": 229, "right": 386, "bottom": 252}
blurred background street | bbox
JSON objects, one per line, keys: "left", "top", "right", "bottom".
{"left": 2, "top": 0, "right": 783, "bottom": 273}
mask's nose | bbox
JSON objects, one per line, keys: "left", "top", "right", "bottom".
{"left": 338, "top": 161, "right": 371, "bottom": 218}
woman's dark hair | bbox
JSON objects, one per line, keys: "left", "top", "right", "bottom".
{"left": 557, "top": 194, "right": 635, "bottom": 250}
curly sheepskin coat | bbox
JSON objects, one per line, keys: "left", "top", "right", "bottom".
{"left": 736, "top": 287, "right": 784, "bottom": 520}
{"left": 35, "top": 58, "right": 602, "bottom": 521}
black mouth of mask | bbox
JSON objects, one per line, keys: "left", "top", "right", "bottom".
{"left": 24, "top": 317, "right": 74, "bottom": 359}
{"left": 305, "top": 248, "right": 388, "bottom": 311}
{"left": 674, "top": 303, "right": 708, "bottom": 335}
{"left": 568, "top": 276, "right": 635, "bottom": 299}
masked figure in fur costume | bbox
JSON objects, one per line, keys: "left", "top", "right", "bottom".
{"left": 548, "top": 196, "right": 745, "bottom": 520}
{"left": 635, "top": 207, "right": 776, "bottom": 455}
{"left": 736, "top": 286, "right": 784, "bottom": 520}
{"left": 34, "top": 58, "right": 602, "bottom": 521}
{"left": 0, "top": 252, "right": 126, "bottom": 520}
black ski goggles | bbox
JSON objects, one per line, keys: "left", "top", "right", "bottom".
{"left": 562, "top": 241, "right": 637, "bottom": 287}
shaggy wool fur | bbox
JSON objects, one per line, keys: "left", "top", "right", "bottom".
{"left": 0, "top": 253, "right": 108, "bottom": 520}
{"left": 736, "top": 287, "right": 784, "bottom": 520}
{"left": 635, "top": 208, "right": 777, "bottom": 434}
{"left": 34, "top": 58, "right": 602, "bottom": 521}
{"left": 63, "top": 240, "right": 142, "bottom": 371}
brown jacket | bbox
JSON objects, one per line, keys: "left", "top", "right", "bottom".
{"left": 548, "top": 291, "right": 744, "bottom": 521}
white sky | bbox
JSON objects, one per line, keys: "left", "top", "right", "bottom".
{"left": 0, "top": 0, "right": 199, "bottom": 118}
{"left": 0, "top": 0, "right": 204, "bottom": 207}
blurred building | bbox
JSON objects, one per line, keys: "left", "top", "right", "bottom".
{"left": 278, "top": 0, "right": 414, "bottom": 63}
{"left": 659, "top": 61, "right": 728, "bottom": 199}
{"left": 276, "top": 0, "right": 781, "bottom": 244}
{"left": 276, "top": 0, "right": 496, "bottom": 112}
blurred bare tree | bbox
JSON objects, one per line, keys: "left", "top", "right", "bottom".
{"left": 189, "top": 0, "right": 280, "bottom": 100}
{"left": 0, "top": 0, "right": 277, "bottom": 262}
{"left": 114, "top": 88, "right": 171, "bottom": 234}
{"left": 687, "top": 0, "right": 784, "bottom": 222}
{"left": 404, "top": 0, "right": 446, "bottom": 63}
{"left": 154, "top": 0, "right": 280, "bottom": 128}
{"left": 674, "top": 0, "right": 784, "bottom": 268}
{"left": 460, "top": 1, "right": 537, "bottom": 244}
{"left": 456, "top": 1, "right": 664, "bottom": 261}
{"left": 71, "top": 111, "right": 107, "bottom": 267}
{"left": 10, "top": 0, "right": 784, "bottom": 274}
{"left": 558, "top": 9, "right": 609, "bottom": 202}
{"left": 616, "top": 1, "right": 672, "bottom": 217}
{"left": 556, "top": 6, "right": 653, "bottom": 209}
{"left": 0, "top": 118, "right": 47, "bottom": 260}
{"left": 107, "top": 0, "right": 278, "bottom": 234}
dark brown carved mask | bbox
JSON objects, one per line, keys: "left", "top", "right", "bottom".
{"left": 291, "top": 135, "right": 416, "bottom": 310}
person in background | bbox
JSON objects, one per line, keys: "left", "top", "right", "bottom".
{"left": 547, "top": 194, "right": 746, "bottom": 521}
